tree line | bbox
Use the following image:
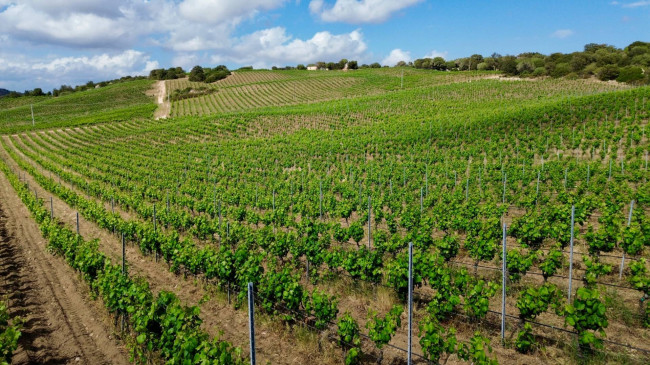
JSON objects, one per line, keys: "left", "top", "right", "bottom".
{"left": 0, "top": 76, "right": 147, "bottom": 99}
{"left": 410, "top": 41, "right": 650, "bottom": 84}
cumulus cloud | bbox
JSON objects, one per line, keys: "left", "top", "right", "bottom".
{"left": 550, "top": 29, "right": 574, "bottom": 39}
{"left": 0, "top": 50, "right": 158, "bottom": 90}
{"left": 0, "top": 1, "right": 375, "bottom": 89}
{"left": 0, "top": 0, "right": 290, "bottom": 50}
{"left": 309, "top": 0, "right": 423, "bottom": 23}
{"left": 179, "top": 0, "right": 288, "bottom": 24}
{"left": 0, "top": 2, "right": 138, "bottom": 48}
{"left": 210, "top": 27, "right": 367, "bottom": 67}
{"left": 381, "top": 48, "right": 410, "bottom": 66}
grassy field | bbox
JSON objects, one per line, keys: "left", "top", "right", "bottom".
{"left": 0, "top": 69, "right": 649, "bottom": 364}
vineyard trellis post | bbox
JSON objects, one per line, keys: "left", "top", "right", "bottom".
{"left": 121, "top": 231, "right": 126, "bottom": 333}
{"left": 568, "top": 205, "right": 575, "bottom": 302}
{"left": 153, "top": 204, "right": 158, "bottom": 262}
{"left": 502, "top": 173, "right": 507, "bottom": 204}
{"left": 564, "top": 167, "right": 568, "bottom": 189}
{"left": 248, "top": 282, "right": 256, "bottom": 365}
{"left": 368, "top": 195, "right": 371, "bottom": 249}
{"left": 619, "top": 200, "right": 634, "bottom": 279}
{"left": 407, "top": 241, "right": 413, "bottom": 365}
{"left": 535, "top": 171, "right": 540, "bottom": 204}
{"left": 501, "top": 223, "right": 507, "bottom": 342}
{"left": 420, "top": 187, "right": 423, "bottom": 215}
{"left": 76, "top": 212, "right": 79, "bottom": 235}
{"left": 609, "top": 159, "right": 612, "bottom": 180}
{"left": 122, "top": 232, "right": 126, "bottom": 274}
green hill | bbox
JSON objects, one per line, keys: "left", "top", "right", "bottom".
{"left": 0, "top": 79, "right": 155, "bottom": 134}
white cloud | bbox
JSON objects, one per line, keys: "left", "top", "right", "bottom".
{"left": 0, "top": 0, "right": 290, "bottom": 50}
{"left": 210, "top": 28, "right": 367, "bottom": 68}
{"left": 179, "top": 0, "right": 287, "bottom": 24}
{"left": 309, "top": 0, "right": 423, "bottom": 23}
{"left": 0, "top": 1, "right": 375, "bottom": 89}
{"left": 0, "top": 2, "right": 137, "bottom": 48}
{"left": 622, "top": 0, "right": 650, "bottom": 7}
{"left": 423, "top": 50, "right": 448, "bottom": 59}
{"left": 0, "top": 50, "right": 157, "bottom": 90}
{"left": 381, "top": 48, "right": 410, "bottom": 66}
{"left": 550, "top": 29, "right": 574, "bottom": 39}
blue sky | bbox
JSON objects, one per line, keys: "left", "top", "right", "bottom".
{"left": 0, "top": 0, "right": 648, "bottom": 91}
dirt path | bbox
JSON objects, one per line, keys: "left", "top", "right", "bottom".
{"left": 0, "top": 169, "right": 129, "bottom": 365}
{"left": 152, "top": 80, "right": 170, "bottom": 119}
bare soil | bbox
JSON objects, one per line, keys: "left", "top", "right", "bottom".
{"left": 151, "top": 80, "right": 170, "bottom": 119}
{"left": 0, "top": 167, "right": 129, "bottom": 365}
{"left": 0, "top": 139, "right": 343, "bottom": 365}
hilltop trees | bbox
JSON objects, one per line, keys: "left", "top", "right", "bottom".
{"left": 189, "top": 66, "right": 206, "bottom": 82}
{"left": 149, "top": 67, "right": 186, "bottom": 80}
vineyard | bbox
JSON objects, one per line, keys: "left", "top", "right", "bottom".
{"left": 163, "top": 69, "right": 558, "bottom": 117}
{"left": 0, "top": 79, "right": 156, "bottom": 134}
{"left": 0, "top": 70, "right": 649, "bottom": 365}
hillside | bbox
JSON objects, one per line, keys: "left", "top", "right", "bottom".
{"left": 0, "top": 79, "right": 156, "bottom": 134}
{"left": 0, "top": 67, "right": 648, "bottom": 365}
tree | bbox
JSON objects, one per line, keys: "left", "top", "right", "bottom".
{"left": 297, "top": 64, "right": 307, "bottom": 70}
{"left": 369, "top": 62, "right": 381, "bottom": 68}
{"left": 395, "top": 61, "right": 407, "bottom": 67}
{"left": 501, "top": 56, "right": 518, "bottom": 75}
{"left": 189, "top": 66, "right": 206, "bottom": 82}
{"left": 347, "top": 60, "right": 358, "bottom": 69}
{"left": 432, "top": 57, "right": 446, "bottom": 70}
{"left": 469, "top": 54, "right": 484, "bottom": 70}
{"left": 338, "top": 58, "right": 348, "bottom": 69}
{"left": 30, "top": 88, "right": 45, "bottom": 96}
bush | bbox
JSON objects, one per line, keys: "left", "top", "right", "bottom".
{"left": 551, "top": 63, "right": 571, "bottom": 78}
{"left": 532, "top": 67, "right": 546, "bottom": 76}
{"left": 617, "top": 66, "right": 644, "bottom": 84}
{"left": 596, "top": 65, "right": 620, "bottom": 81}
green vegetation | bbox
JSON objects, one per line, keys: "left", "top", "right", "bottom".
{"left": 410, "top": 41, "right": 650, "bottom": 84}
{"left": 0, "top": 156, "right": 245, "bottom": 364}
{"left": 0, "top": 79, "right": 156, "bottom": 134}
{"left": 1, "top": 65, "right": 649, "bottom": 364}
{"left": 0, "top": 301, "right": 21, "bottom": 364}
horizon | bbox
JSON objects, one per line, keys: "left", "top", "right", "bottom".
{"left": 1, "top": 0, "right": 649, "bottom": 91}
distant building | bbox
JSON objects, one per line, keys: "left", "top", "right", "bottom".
{"left": 307, "top": 65, "right": 318, "bottom": 71}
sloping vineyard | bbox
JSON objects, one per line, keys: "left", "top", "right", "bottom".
{"left": 1, "top": 74, "right": 649, "bottom": 364}
{"left": 0, "top": 80, "right": 156, "bottom": 134}
{"left": 164, "top": 69, "right": 601, "bottom": 117}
